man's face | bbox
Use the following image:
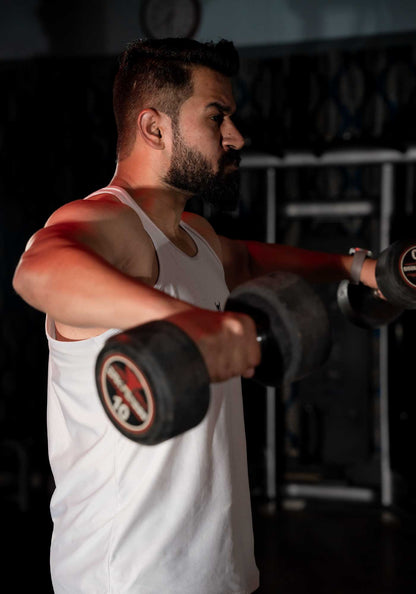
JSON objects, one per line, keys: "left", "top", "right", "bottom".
{"left": 163, "top": 66, "right": 245, "bottom": 211}
{"left": 164, "top": 124, "right": 241, "bottom": 211}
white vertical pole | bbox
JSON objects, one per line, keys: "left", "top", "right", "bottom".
{"left": 265, "top": 167, "right": 277, "bottom": 499}
{"left": 379, "top": 162, "right": 394, "bottom": 507}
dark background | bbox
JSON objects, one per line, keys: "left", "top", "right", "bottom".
{"left": 2, "top": 2, "right": 416, "bottom": 592}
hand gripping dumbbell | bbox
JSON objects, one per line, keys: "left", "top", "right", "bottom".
{"left": 337, "top": 240, "right": 416, "bottom": 329}
{"left": 95, "top": 272, "right": 331, "bottom": 445}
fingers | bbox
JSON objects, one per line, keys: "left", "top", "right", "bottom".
{"left": 206, "top": 312, "right": 260, "bottom": 382}
{"left": 166, "top": 308, "right": 261, "bottom": 384}
{"left": 374, "top": 288, "right": 387, "bottom": 301}
{"left": 242, "top": 367, "right": 256, "bottom": 379}
{"left": 360, "top": 257, "right": 377, "bottom": 289}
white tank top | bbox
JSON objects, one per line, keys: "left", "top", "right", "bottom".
{"left": 46, "top": 186, "right": 259, "bottom": 594}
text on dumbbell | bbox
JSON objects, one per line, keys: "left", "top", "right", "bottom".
{"left": 107, "top": 364, "right": 149, "bottom": 422}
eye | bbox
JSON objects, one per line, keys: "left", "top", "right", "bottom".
{"left": 210, "top": 113, "right": 224, "bottom": 125}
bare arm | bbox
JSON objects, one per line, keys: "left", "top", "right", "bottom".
{"left": 219, "top": 237, "right": 377, "bottom": 291}
{"left": 12, "top": 198, "right": 187, "bottom": 331}
{"left": 13, "top": 198, "right": 261, "bottom": 382}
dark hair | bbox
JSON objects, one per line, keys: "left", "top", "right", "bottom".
{"left": 113, "top": 37, "right": 239, "bottom": 159}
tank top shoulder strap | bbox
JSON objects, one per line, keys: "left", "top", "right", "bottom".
{"left": 85, "top": 185, "right": 167, "bottom": 249}
{"left": 85, "top": 185, "right": 221, "bottom": 265}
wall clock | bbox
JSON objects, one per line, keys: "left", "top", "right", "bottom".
{"left": 140, "top": 0, "right": 201, "bottom": 39}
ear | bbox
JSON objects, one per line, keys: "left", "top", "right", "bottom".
{"left": 137, "top": 109, "right": 165, "bottom": 149}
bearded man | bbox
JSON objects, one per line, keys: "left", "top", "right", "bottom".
{"left": 13, "top": 38, "right": 379, "bottom": 594}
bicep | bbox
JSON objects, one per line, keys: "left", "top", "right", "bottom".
{"left": 43, "top": 198, "right": 155, "bottom": 273}
{"left": 42, "top": 199, "right": 127, "bottom": 265}
{"left": 13, "top": 199, "right": 159, "bottom": 327}
{"left": 15, "top": 198, "right": 157, "bottom": 289}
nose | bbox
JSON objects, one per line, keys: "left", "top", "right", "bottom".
{"left": 222, "top": 119, "right": 245, "bottom": 151}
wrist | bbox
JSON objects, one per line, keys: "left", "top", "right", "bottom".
{"left": 348, "top": 247, "right": 373, "bottom": 284}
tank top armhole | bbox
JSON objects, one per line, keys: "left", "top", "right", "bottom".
{"left": 180, "top": 220, "right": 223, "bottom": 271}
{"left": 84, "top": 185, "right": 161, "bottom": 287}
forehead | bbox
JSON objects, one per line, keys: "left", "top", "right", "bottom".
{"left": 183, "top": 66, "right": 235, "bottom": 112}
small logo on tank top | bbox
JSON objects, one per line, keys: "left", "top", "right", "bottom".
{"left": 215, "top": 301, "right": 221, "bottom": 311}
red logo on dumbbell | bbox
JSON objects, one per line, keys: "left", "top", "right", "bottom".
{"left": 98, "top": 353, "right": 155, "bottom": 435}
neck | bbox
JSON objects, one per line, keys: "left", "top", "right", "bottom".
{"left": 110, "top": 167, "right": 191, "bottom": 236}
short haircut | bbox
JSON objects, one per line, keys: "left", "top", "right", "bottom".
{"left": 113, "top": 37, "right": 240, "bottom": 159}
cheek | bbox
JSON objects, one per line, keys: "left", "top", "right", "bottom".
{"left": 183, "top": 115, "right": 221, "bottom": 147}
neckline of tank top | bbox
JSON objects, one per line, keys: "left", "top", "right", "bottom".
{"left": 100, "top": 185, "right": 220, "bottom": 261}
{"left": 85, "top": 185, "right": 223, "bottom": 264}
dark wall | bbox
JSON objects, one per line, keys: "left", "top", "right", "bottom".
{"left": 2, "top": 34, "right": 416, "bottom": 514}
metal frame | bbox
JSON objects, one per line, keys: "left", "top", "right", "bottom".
{"left": 241, "top": 147, "right": 416, "bottom": 506}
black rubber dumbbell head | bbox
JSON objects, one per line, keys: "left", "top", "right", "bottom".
{"left": 376, "top": 240, "right": 416, "bottom": 309}
{"left": 337, "top": 280, "right": 403, "bottom": 329}
{"left": 226, "top": 271, "right": 331, "bottom": 385}
{"left": 96, "top": 320, "right": 210, "bottom": 445}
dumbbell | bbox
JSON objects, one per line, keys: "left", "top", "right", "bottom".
{"left": 95, "top": 271, "right": 331, "bottom": 445}
{"left": 337, "top": 239, "right": 416, "bottom": 329}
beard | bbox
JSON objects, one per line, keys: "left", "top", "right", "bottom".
{"left": 164, "top": 129, "right": 241, "bottom": 212}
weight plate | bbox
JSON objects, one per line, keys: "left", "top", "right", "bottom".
{"left": 227, "top": 272, "right": 331, "bottom": 384}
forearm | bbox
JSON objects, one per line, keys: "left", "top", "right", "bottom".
{"left": 244, "top": 240, "right": 377, "bottom": 287}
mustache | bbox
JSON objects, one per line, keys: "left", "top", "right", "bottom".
{"left": 221, "top": 149, "right": 241, "bottom": 168}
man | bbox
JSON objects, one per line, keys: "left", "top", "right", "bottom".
{"left": 13, "top": 38, "right": 378, "bottom": 593}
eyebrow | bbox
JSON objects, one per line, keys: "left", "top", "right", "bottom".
{"left": 205, "top": 101, "right": 234, "bottom": 115}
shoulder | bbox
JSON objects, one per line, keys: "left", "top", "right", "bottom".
{"left": 44, "top": 192, "right": 153, "bottom": 250}
{"left": 181, "top": 211, "right": 223, "bottom": 261}
{"left": 45, "top": 192, "right": 136, "bottom": 227}
{"left": 42, "top": 192, "right": 157, "bottom": 278}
